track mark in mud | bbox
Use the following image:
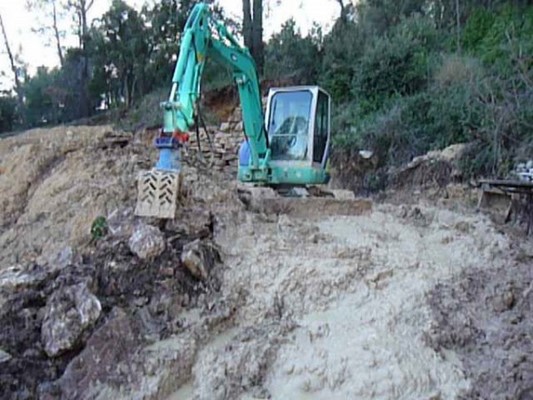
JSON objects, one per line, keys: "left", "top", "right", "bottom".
{"left": 426, "top": 258, "right": 533, "bottom": 400}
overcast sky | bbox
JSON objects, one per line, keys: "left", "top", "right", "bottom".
{"left": 0, "top": 0, "right": 340, "bottom": 90}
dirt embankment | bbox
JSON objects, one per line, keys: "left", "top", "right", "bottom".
{"left": 0, "top": 126, "right": 531, "bottom": 400}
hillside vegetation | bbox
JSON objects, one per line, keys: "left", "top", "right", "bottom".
{"left": 263, "top": 1, "right": 532, "bottom": 179}
{"left": 1, "top": 0, "right": 531, "bottom": 180}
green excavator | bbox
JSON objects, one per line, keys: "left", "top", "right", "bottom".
{"left": 135, "top": 2, "right": 364, "bottom": 219}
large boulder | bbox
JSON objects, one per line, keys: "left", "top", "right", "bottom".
{"left": 57, "top": 307, "right": 140, "bottom": 400}
{"left": 128, "top": 224, "right": 166, "bottom": 260}
{"left": 41, "top": 282, "right": 102, "bottom": 357}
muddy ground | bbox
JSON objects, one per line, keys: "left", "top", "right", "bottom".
{"left": 0, "top": 126, "right": 531, "bottom": 400}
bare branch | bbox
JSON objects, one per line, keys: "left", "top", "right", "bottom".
{"left": 0, "top": 13, "right": 24, "bottom": 112}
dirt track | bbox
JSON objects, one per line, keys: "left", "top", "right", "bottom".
{"left": 0, "top": 126, "right": 531, "bottom": 399}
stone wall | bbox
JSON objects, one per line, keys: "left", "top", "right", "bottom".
{"left": 186, "top": 106, "right": 244, "bottom": 175}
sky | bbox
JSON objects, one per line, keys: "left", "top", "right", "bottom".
{"left": 0, "top": 0, "right": 340, "bottom": 90}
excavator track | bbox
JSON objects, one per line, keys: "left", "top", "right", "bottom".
{"left": 237, "top": 184, "right": 372, "bottom": 217}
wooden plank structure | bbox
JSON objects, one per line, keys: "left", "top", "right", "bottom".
{"left": 478, "top": 179, "right": 533, "bottom": 234}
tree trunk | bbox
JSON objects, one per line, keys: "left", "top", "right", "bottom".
{"left": 252, "top": 0, "right": 264, "bottom": 74}
{"left": 336, "top": 0, "right": 346, "bottom": 20}
{"left": 80, "top": 0, "right": 90, "bottom": 117}
{"left": 242, "top": 0, "right": 253, "bottom": 51}
{"left": 0, "top": 14, "right": 24, "bottom": 116}
{"left": 67, "top": 0, "right": 94, "bottom": 118}
{"left": 51, "top": 0, "right": 64, "bottom": 66}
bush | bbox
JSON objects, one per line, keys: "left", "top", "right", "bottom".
{"left": 264, "top": 19, "right": 322, "bottom": 84}
{"left": 353, "top": 15, "right": 439, "bottom": 112}
{"left": 463, "top": 5, "right": 533, "bottom": 75}
{"left": 320, "top": 20, "right": 366, "bottom": 102}
{"left": 0, "top": 95, "right": 18, "bottom": 133}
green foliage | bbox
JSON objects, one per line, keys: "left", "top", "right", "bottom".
{"left": 325, "top": 1, "right": 533, "bottom": 179}
{"left": 320, "top": 19, "right": 365, "bottom": 102}
{"left": 22, "top": 66, "right": 61, "bottom": 126}
{"left": 19, "top": 50, "right": 96, "bottom": 127}
{"left": 90, "top": 0, "right": 150, "bottom": 108}
{"left": 461, "top": 8, "right": 496, "bottom": 51}
{"left": 0, "top": 94, "right": 18, "bottom": 133}
{"left": 354, "top": 16, "right": 437, "bottom": 112}
{"left": 264, "top": 19, "right": 322, "bottom": 84}
{"left": 9, "top": 0, "right": 531, "bottom": 182}
{"left": 90, "top": 216, "right": 108, "bottom": 241}
{"left": 463, "top": 5, "right": 533, "bottom": 73}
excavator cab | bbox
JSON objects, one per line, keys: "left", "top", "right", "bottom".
{"left": 266, "top": 86, "right": 331, "bottom": 168}
{"left": 238, "top": 86, "right": 331, "bottom": 185}
{"left": 239, "top": 86, "right": 331, "bottom": 185}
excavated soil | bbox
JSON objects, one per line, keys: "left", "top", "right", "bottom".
{"left": 0, "top": 126, "right": 531, "bottom": 400}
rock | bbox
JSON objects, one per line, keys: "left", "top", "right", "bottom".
{"left": 166, "top": 208, "right": 213, "bottom": 238}
{"left": 107, "top": 207, "right": 135, "bottom": 238}
{"left": 58, "top": 307, "right": 140, "bottom": 399}
{"left": 55, "top": 247, "right": 74, "bottom": 268}
{"left": 33, "top": 246, "right": 80, "bottom": 272}
{"left": 181, "top": 240, "right": 219, "bottom": 280}
{"left": 0, "top": 348, "right": 12, "bottom": 363}
{"left": 128, "top": 223, "right": 166, "bottom": 260}
{"left": 220, "top": 122, "right": 231, "bottom": 132}
{"left": 234, "top": 121, "right": 244, "bottom": 132}
{"left": 41, "top": 282, "right": 102, "bottom": 357}
{"left": 0, "top": 264, "right": 50, "bottom": 294}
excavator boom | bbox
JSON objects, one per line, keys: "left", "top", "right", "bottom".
{"left": 135, "top": 2, "right": 366, "bottom": 219}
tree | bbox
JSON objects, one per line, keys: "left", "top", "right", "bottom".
{"left": 242, "top": 0, "right": 253, "bottom": 50}
{"left": 265, "top": 19, "right": 321, "bottom": 83}
{"left": 0, "top": 92, "right": 18, "bottom": 133}
{"left": 22, "top": 66, "right": 63, "bottom": 126}
{"left": 252, "top": 0, "right": 264, "bottom": 74}
{"left": 65, "top": 0, "right": 95, "bottom": 118}
{"left": 0, "top": 14, "right": 25, "bottom": 118}
{"left": 335, "top": 0, "right": 355, "bottom": 21}
{"left": 90, "top": 0, "right": 149, "bottom": 107}
{"left": 142, "top": 0, "right": 198, "bottom": 89}
{"left": 242, "top": 0, "right": 264, "bottom": 74}
{"left": 26, "top": 0, "right": 65, "bottom": 66}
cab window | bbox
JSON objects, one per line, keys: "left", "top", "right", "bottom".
{"left": 313, "top": 91, "right": 329, "bottom": 163}
{"left": 268, "top": 90, "right": 312, "bottom": 161}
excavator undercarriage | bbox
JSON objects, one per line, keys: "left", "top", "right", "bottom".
{"left": 236, "top": 184, "right": 372, "bottom": 218}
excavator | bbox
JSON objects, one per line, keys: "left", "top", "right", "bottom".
{"left": 135, "top": 2, "right": 368, "bottom": 219}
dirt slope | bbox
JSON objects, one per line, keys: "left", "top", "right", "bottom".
{"left": 0, "top": 126, "right": 531, "bottom": 400}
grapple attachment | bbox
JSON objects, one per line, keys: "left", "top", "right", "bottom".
{"left": 135, "top": 169, "right": 181, "bottom": 219}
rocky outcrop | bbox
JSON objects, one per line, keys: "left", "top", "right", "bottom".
{"left": 41, "top": 282, "right": 102, "bottom": 357}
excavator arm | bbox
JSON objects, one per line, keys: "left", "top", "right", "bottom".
{"left": 160, "top": 3, "right": 269, "bottom": 176}
{"left": 136, "top": 2, "right": 271, "bottom": 218}
{"left": 136, "top": 2, "right": 341, "bottom": 219}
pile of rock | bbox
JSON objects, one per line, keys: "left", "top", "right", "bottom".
{"left": 187, "top": 106, "right": 245, "bottom": 174}
{"left": 512, "top": 160, "right": 533, "bottom": 182}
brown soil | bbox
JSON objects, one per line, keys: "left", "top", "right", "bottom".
{"left": 0, "top": 126, "right": 531, "bottom": 400}
{"left": 426, "top": 246, "right": 533, "bottom": 399}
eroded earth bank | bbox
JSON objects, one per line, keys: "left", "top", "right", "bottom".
{"left": 0, "top": 126, "right": 531, "bottom": 399}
